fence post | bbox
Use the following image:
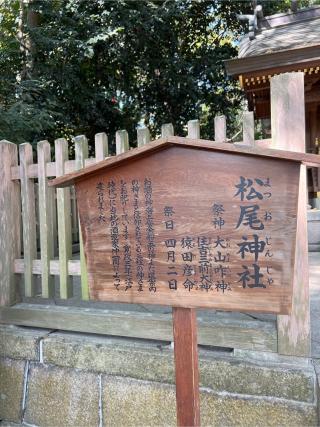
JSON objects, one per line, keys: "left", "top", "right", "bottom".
{"left": 55, "top": 138, "right": 73, "bottom": 299}
{"left": 37, "top": 141, "right": 54, "bottom": 298}
{"left": 214, "top": 115, "right": 227, "bottom": 142}
{"left": 116, "top": 130, "right": 129, "bottom": 155}
{"left": 187, "top": 120, "right": 200, "bottom": 139}
{"left": 271, "top": 72, "right": 310, "bottom": 357}
{"left": 242, "top": 111, "right": 255, "bottom": 146}
{"left": 70, "top": 186, "right": 78, "bottom": 243}
{"left": 52, "top": 185, "right": 58, "bottom": 258}
{"left": 95, "top": 133, "right": 108, "bottom": 162}
{"left": 74, "top": 135, "right": 89, "bottom": 300}
{"left": 0, "top": 141, "right": 21, "bottom": 305}
{"left": 137, "top": 127, "right": 150, "bottom": 147}
{"left": 19, "top": 143, "right": 37, "bottom": 297}
{"left": 161, "top": 123, "right": 174, "bottom": 138}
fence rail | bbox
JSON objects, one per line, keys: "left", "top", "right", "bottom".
{"left": 0, "top": 73, "right": 311, "bottom": 358}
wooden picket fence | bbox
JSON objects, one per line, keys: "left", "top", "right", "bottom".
{"left": 0, "top": 73, "right": 310, "bottom": 358}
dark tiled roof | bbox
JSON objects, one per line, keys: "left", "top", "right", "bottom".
{"left": 239, "top": 7, "right": 320, "bottom": 58}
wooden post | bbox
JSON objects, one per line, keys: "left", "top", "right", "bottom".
{"left": 116, "top": 130, "right": 129, "bottom": 155}
{"left": 214, "top": 115, "right": 227, "bottom": 142}
{"left": 37, "top": 141, "right": 54, "bottom": 298}
{"left": 137, "top": 127, "right": 150, "bottom": 147}
{"left": 187, "top": 120, "right": 200, "bottom": 139}
{"left": 55, "top": 138, "right": 73, "bottom": 299}
{"left": 74, "top": 135, "right": 89, "bottom": 300}
{"left": 51, "top": 182, "right": 58, "bottom": 258}
{"left": 0, "top": 141, "right": 21, "bottom": 306}
{"left": 173, "top": 307, "right": 200, "bottom": 427}
{"left": 243, "top": 111, "right": 255, "bottom": 146}
{"left": 161, "top": 123, "right": 174, "bottom": 138}
{"left": 95, "top": 133, "right": 109, "bottom": 162}
{"left": 70, "top": 185, "right": 78, "bottom": 243}
{"left": 19, "top": 143, "right": 37, "bottom": 297}
{"left": 271, "top": 72, "right": 310, "bottom": 357}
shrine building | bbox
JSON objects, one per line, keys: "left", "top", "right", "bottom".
{"left": 225, "top": 3, "right": 320, "bottom": 194}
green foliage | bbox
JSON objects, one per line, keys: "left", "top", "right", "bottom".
{"left": 0, "top": 0, "right": 317, "bottom": 147}
{"left": 0, "top": 0, "right": 244, "bottom": 146}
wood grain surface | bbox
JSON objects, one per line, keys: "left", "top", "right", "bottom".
{"left": 74, "top": 145, "right": 299, "bottom": 314}
{"left": 173, "top": 307, "right": 200, "bottom": 427}
{"left": 271, "top": 72, "right": 311, "bottom": 356}
{"left": 0, "top": 141, "right": 21, "bottom": 306}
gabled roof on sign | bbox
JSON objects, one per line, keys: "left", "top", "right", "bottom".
{"left": 50, "top": 136, "right": 320, "bottom": 188}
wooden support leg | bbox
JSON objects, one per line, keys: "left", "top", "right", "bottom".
{"left": 173, "top": 307, "right": 200, "bottom": 427}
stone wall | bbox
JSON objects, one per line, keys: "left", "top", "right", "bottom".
{"left": 0, "top": 325, "right": 319, "bottom": 426}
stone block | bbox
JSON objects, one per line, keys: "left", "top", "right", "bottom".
{"left": 43, "top": 333, "right": 174, "bottom": 383}
{"left": 0, "top": 325, "right": 51, "bottom": 361}
{"left": 43, "top": 332, "right": 315, "bottom": 402}
{"left": 102, "top": 376, "right": 176, "bottom": 426}
{"left": 199, "top": 356, "right": 315, "bottom": 403}
{"left": 200, "top": 389, "right": 318, "bottom": 427}
{"left": 24, "top": 364, "right": 99, "bottom": 427}
{"left": 102, "top": 376, "right": 317, "bottom": 427}
{"left": 0, "top": 358, "right": 25, "bottom": 423}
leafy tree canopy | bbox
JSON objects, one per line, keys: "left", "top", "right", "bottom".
{"left": 0, "top": 0, "right": 316, "bottom": 148}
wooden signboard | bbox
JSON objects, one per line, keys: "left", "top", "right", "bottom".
{"left": 51, "top": 136, "right": 320, "bottom": 427}
{"left": 53, "top": 137, "right": 304, "bottom": 314}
